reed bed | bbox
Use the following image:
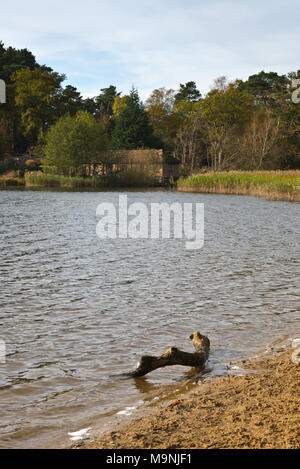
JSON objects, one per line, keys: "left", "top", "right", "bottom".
{"left": 25, "top": 172, "right": 104, "bottom": 188}
{"left": 0, "top": 172, "right": 25, "bottom": 187}
{"left": 24, "top": 170, "right": 159, "bottom": 189}
{"left": 178, "top": 171, "right": 300, "bottom": 202}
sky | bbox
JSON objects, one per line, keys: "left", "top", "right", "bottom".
{"left": 1, "top": 0, "right": 300, "bottom": 100}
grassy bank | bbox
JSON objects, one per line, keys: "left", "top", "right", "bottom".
{"left": 178, "top": 171, "right": 300, "bottom": 202}
{"left": 82, "top": 348, "right": 299, "bottom": 449}
{"left": 25, "top": 172, "right": 105, "bottom": 188}
{"left": 3, "top": 171, "right": 300, "bottom": 200}
{"left": 24, "top": 170, "right": 159, "bottom": 189}
{"left": 0, "top": 171, "right": 25, "bottom": 187}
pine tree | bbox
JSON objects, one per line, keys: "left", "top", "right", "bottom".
{"left": 111, "top": 88, "right": 160, "bottom": 149}
{"left": 174, "top": 81, "right": 201, "bottom": 104}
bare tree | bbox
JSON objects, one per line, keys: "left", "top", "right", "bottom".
{"left": 239, "top": 109, "right": 281, "bottom": 169}
{"left": 211, "top": 76, "right": 230, "bottom": 92}
{"left": 174, "top": 107, "right": 203, "bottom": 171}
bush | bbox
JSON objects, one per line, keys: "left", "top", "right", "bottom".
{"left": 43, "top": 111, "right": 108, "bottom": 174}
{"left": 25, "top": 159, "right": 40, "bottom": 170}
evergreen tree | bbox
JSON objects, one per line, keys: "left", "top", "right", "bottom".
{"left": 174, "top": 81, "right": 201, "bottom": 104}
{"left": 111, "top": 88, "right": 160, "bottom": 149}
{"left": 237, "top": 71, "right": 287, "bottom": 105}
{"left": 95, "top": 85, "right": 120, "bottom": 118}
{"left": 0, "top": 41, "right": 38, "bottom": 83}
{"left": 58, "top": 85, "right": 83, "bottom": 116}
{"left": 81, "top": 97, "right": 98, "bottom": 116}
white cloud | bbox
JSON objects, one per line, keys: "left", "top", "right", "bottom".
{"left": 1, "top": 0, "right": 300, "bottom": 99}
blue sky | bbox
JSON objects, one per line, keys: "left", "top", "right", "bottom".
{"left": 2, "top": 0, "right": 300, "bottom": 100}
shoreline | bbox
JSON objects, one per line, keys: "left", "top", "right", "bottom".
{"left": 1, "top": 174, "right": 300, "bottom": 203}
{"left": 177, "top": 185, "right": 300, "bottom": 202}
{"left": 177, "top": 171, "right": 300, "bottom": 203}
{"left": 78, "top": 346, "right": 299, "bottom": 449}
{"left": 1, "top": 182, "right": 300, "bottom": 203}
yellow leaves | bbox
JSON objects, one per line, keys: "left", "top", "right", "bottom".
{"left": 173, "top": 100, "right": 200, "bottom": 121}
{"left": 112, "top": 95, "right": 130, "bottom": 116}
{"left": 201, "top": 88, "right": 254, "bottom": 129}
{"left": 11, "top": 67, "right": 64, "bottom": 139}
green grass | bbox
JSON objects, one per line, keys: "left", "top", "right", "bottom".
{"left": 25, "top": 172, "right": 104, "bottom": 188}
{"left": 24, "top": 170, "right": 159, "bottom": 189}
{"left": 177, "top": 171, "right": 300, "bottom": 202}
{"left": 0, "top": 176, "right": 25, "bottom": 187}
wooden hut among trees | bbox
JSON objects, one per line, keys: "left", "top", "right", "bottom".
{"left": 84, "top": 149, "right": 180, "bottom": 184}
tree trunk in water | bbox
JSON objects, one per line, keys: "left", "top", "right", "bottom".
{"left": 127, "top": 331, "right": 210, "bottom": 378}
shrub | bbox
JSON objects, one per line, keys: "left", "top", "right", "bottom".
{"left": 25, "top": 159, "right": 40, "bottom": 170}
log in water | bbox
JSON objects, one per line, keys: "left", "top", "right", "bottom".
{"left": 129, "top": 332, "right": 210, "bottom": 377}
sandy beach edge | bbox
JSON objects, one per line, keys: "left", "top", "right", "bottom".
{"left": 75, "top": 346, "right": 299, "bottom": 450}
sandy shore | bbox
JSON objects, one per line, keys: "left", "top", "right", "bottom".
{"left": 82, "top": 348, "right": 299, "bottom": 449}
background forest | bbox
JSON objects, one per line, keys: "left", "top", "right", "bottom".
{"left": 1, "top": 41, "right": 300, "bottom": 173}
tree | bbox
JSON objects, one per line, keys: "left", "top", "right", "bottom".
{"left": 146, "top": 88, "right": 177, "bottom": 141}
{"left": 43, "top": 111, "right": 108, "bottom": 174}
{"left": 111, "top": 88, "right": 160, "bottom": 149}
{"left": 0, "top": 116, "right": 13, "bottom": 159}
{"left": 0, "top": 42, "right": 38, "bottom": 83}
{"left": 211, "top": 76, "right": 230, "bottom": 92}
{"left": 95, "top": 85, "right": 120, "bottom": 118}
{"left": 91, "top": 85, "right": 120, "bottom": 137}
{"left": 112, "top": 95, "right": 130, "bottom": 117}
{"left": 0, "top": 133, "right": 5, "bottom": 160}
{"left": 238, "top": 71, "right": 287, "bottom": 105}
{"left": 58, "top": 85, "right": 83, "bottom": 116}
{"left": 174, "top": 81, "right": 201, "bottom": 104}
{"left": 173, "top": 101, "right": 204, "bottom": 170}
{"left": 81, "top": 97, "right": 98, "bottom": 116}
{"left": 146, "top": 87, "right": 175, "bottom": 114}
{"left": 0, "top": 123, "right": 9, "bottom": 160}
{"left": 0, "top": 42, "right": 46, "bottom": 152}
{"left": 201, "top": 86, "right": 254, "bottom": 170}
{"left": 238, "top": 109, "right": 281, "bottom": 169}
{"left": 171, "top": 83, "right": 203, "bottom": 167}
{"left": 273, "top": 71, "right": 300, "bottom": 168}
{"left": 12, "top": 67, "right": 65, "bottom": 144}
{"left": 146, "top": 88, "right": 178, "bottom": 149}
{"left": 175, "top": 109, "right": 203, "bottom": 171}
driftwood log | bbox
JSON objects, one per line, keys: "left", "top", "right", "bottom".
{"left": 128, "top": 331, "right": 210, "bottom": 378}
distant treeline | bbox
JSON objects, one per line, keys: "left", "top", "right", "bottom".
{"left": 0, "top": 40, "right": 300, "bottom": 173}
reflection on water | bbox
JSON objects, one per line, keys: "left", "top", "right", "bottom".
{"left": 0, "top": 189, "right": 299, "bottom": 448}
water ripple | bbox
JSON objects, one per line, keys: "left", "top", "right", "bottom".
{"left": 0, "top": 189, "right": 299, "bottom": 448}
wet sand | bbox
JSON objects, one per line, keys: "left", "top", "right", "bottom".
{"left": 82, "top": 348, "right": 299, "bottom": 449}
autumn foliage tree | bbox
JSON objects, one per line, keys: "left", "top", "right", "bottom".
{"left": 146, "top": 88, "right": 179, "bottom": 149}
{"left": 12, "top": 67, "right": 65, "bottom": 142}
{"left": 201, "top": 85, "right": 254, "bottom": 170}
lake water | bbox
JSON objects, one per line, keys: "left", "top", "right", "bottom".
{"left": 0, "top": 189, "right": 299, "bottom": 448}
